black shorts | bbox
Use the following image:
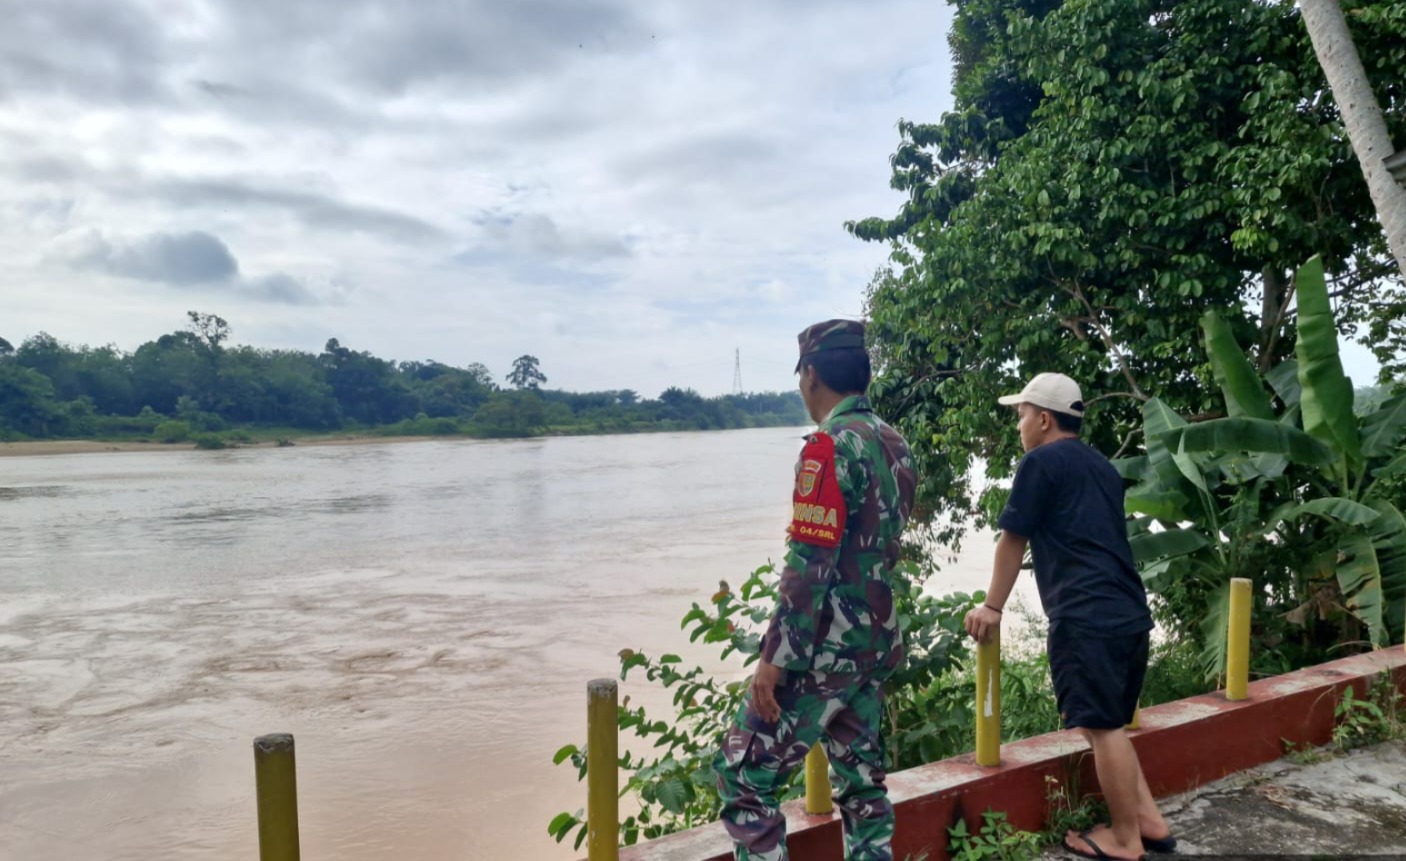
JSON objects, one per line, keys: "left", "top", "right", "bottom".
{"left": 1047, "top": 624, "right": 1149, "bottom": 730}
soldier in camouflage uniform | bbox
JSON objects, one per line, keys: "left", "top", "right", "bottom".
{"left": 715, "top": 319, "right": 917, "bottom": 861}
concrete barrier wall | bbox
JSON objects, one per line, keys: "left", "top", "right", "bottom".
{"left": 607, "top": 648, "right": 1406, "bottom": 861}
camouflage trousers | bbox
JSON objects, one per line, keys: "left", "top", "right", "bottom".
{"left": 714, "top": 668, "right": 892, "bottom": 861}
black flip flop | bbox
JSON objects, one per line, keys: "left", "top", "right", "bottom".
{"left": 1062, "top": 828, "right": 1146, "bottom": 861}
{"left": 1142, "top": 834, "right": 1177, "bottom": 853}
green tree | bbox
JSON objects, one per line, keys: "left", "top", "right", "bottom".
{"left": 320, "top": 338, "right": 416, "bottom": 424}
{"left": 464, "top": 362, "right": 495, "bottom": 389}
{"left": 724, "top": 392, "right": 809, "bottom": 426}
{"left": 13, "top": 335, "right": 136, "bottom": 414}
{"left": 262, "top": 349, "right": 341, "bottom": 428}
{"left": 15, "top": 333, "right": 76, "bottom": 391}
{"left": 185, "top": 311, "right": 230, "bottom": 354}
{"left": 0, "top": 316, "right": 812, "bottom": 440}
{"left": 401, "top": 360, "right": 496, "bottom": 417}
{"left": 211, "top": 346, "right": 272, "bottom": 422}
{"left": 129, "top": 331, "right": 206, "bottom": 415}
{"left": 656, "top": 387, "right": 722, "bottom": 429}
{"left": 507, "top": 354, "right": 547, "bottom": 390}
{"left": 0, "top": 364, "right": 64, "bottom": 437}
{"left": 62, "top": 396, "right": 98, "bottom": 437}
{"left": 183, "top": 311, "right": 229, "bottom": 412}
{"left": 851, "top": 0, "right": 1406, "bottom": 540}
{"left": 472, "top": 390, "right": 546, "bottom": 437}
{"left": 71, "top": 345, "right": 136, "bottom": 415}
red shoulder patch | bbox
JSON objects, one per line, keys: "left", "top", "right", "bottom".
{"left": 789, "top": 433, "right": 846, "bottom": 547}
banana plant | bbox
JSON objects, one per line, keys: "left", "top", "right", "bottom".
{"left": 1117, "top": 388, "right": 1328, "bottom": 678}
{"left": 1121, "top": 255, "right": 1406, "bottom": 677}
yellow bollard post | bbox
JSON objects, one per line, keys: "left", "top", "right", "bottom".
{"left": 1126, "top": 704, "right": 1141, "bottom": 730}
{"left": 975, "top": 630, "right": 1001, "bottom": 767}
{"left": 1226, "top": 577, "right": 1252, "bottom": 701}
{"left": 805, "top": 745, "right": 833, "bottom": 814}
{"left": 587, "top": 678, "right": 619, "bottom": 861}
{"left": 253, "top": 734, "right": 300, "bottom": 861}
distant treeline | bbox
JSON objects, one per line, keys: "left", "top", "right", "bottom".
{"left": 0, "top": 313, "right": 807, "bottom": 443}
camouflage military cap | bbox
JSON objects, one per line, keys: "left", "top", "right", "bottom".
{"left": 795, "top": 319, "right": 866, "bottom": 372}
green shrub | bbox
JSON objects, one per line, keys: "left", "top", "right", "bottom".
{"left": 379, "top": 416, "right": 462, "bottom": 436}
{"left": 94, "top": 406, "right": 165, "bottom": 437}
{"left": 1140, "top": 635, "right": 1209, "bottom": 707}
{"left": 154, "top": 420, "right": 191, "bottom": 443}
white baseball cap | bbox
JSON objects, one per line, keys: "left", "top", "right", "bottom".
{"left": 997, "top": 372, "right": 1085, "bottom": 417}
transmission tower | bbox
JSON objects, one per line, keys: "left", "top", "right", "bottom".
{"left": 732, "top": 348, "right": 744, "bottom": 395}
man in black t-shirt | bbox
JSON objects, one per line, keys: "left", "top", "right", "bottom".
{"left": 963, "top": 373, "right": 1174, "bottom": 861}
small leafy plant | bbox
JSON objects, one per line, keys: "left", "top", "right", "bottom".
{"left": 1281, "top": 737, "right": 1334, "bottom": 766}
{"left": 1332, "top": 673, "right": 1406, "bottom": 750}
{"left": 947, "top": 810, "right": 1041, "bottom": 861}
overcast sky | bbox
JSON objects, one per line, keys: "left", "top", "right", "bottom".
{"left": 3, "top": 0, "right": 1382, "bottom": 399}
{"left": 0, "top": 0, "right": 961, "bottom": 396}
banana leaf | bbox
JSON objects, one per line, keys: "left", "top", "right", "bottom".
{"left": 1367, "top": 500, "right": 1406, "bottom": 645}
{"left": 1199, "top": 579, "right": 1234, "bottom": 682}
{"left": 1294, "top": 256, "right": 1361, "bottom": 471}
{"left": 1163, "top": 417, "right": 1335, "bottom": 466}
{"left": 1130, "top": 528, "right": 1210, "bottom": 564}
{"left": 1337, "top": 531, "right": 1388, "bottom": 647}
{"left": 1112, "top": 455, "right": 1149, "bottom": 482}
{"left": 1273, "top": 497, "right": 1382, "bottom": 527}
{"left": 1255, "top": 500, "right": 1295, "bottom": 537}
{"left": 1254, "top": 400, "right": 1302, "bottom": 477}
{"left": 1372, "top": 449, "right": 1406, "bottom": 481}
{"left": 1214, "top": 450, "right": 1287, "bottom": 485}
{"left": 1359, "top": 392, "right": 1406, "bottom": 459}
{"left": 1140, "top": 397, "right": 1214, "bottom": 522}
{"left": 1243, "top": 401, "right": 1302, "bottom": 480}
{"left": 1201, "top": 311, "right": 1274, "bottom": 420}
{"left": 1126, "top": 515, "right": 1155, "bottom": 538}
{"left": 1266, "top": 359, "right": 1301, "bottom": 409}
{"left": 1125, "top": 484, "right": 1191, "bottom": 522}
{"left": 1143, "top": 397, "right": 1191, "bottom": 490}
{"left": 1140, "top": 555, "right": 1191, "bottom": 593}
{"left": 1144, "top": 399, "right": 1215, "bottom": 503}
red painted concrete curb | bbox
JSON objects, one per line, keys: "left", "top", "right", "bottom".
{"left": 609, "top": 648, "right": 1406, "bottom": 861}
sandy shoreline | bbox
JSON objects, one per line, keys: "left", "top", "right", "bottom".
{"left": 0, "top": 435, "right": 436, "bottom": 458}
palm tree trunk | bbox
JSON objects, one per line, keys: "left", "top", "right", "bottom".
{"left": 1299, "top": 0, "right": 1406, "bottom": 281}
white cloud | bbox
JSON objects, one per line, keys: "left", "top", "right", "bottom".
{"left": 245, "top": 272, "right": 318, "bottom": 306}
{"left": 470, "top": 212, "right": 631, "bottom": 262}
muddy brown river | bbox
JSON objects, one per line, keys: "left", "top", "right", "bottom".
{"left": 0, "top": 429, "right": 1008, "bottom": 860}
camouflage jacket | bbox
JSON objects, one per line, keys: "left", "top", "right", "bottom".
{"left": 760, "top": 395, "right": 916, "bottom": 675}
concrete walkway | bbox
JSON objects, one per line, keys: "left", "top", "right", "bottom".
{"left": 1050, "top": 739, "right": 1406, "bottom": 858}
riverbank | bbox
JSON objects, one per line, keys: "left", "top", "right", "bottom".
{"left": 0, "top": 435, "right": 436, "bottom": 458}
{"left": 0, "top": 422, "right": 817, "bottom": 458}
